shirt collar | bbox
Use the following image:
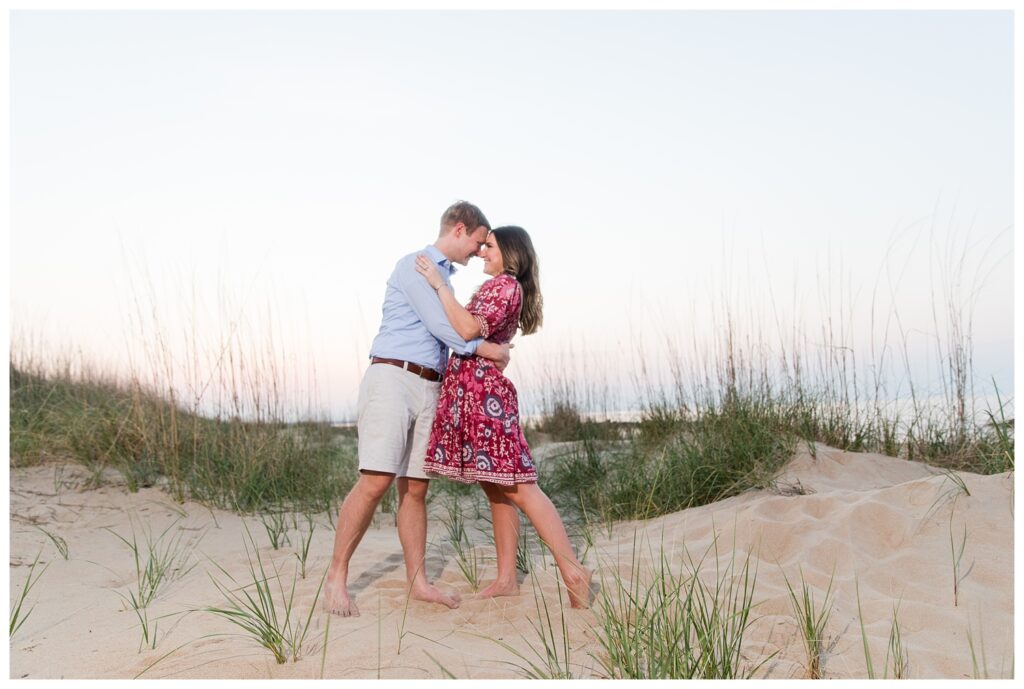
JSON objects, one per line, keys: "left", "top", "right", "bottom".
{"left": 424, "top": 244, "right": 457, "bottom": 275}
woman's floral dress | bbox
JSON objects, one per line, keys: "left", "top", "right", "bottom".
{"left": 423, "top": 273, "right": 536, "bottom": 485}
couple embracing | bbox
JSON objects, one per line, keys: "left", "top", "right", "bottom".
{"left": 324, "top": 201, "right": 591, "bottom": 616}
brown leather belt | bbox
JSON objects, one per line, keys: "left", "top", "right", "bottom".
{"left": 371, "top": 357, "right": 442, "bottom": 382}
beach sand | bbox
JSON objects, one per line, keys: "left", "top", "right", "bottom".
{"left": 8, "top": 442, "right": 1014, "bottom": 679}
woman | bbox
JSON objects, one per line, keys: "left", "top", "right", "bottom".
{"left": 415, "top": 226, "right": 591, "bottom": 608}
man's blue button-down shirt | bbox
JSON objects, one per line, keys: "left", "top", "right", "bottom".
{"left": 368, "top": 245, "right": 482, "bottom": 373}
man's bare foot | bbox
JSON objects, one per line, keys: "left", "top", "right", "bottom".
{"left": 324, "top": 576, "right": 360, "bottom": 617}
{"left": 564, "top": 567, "right": 593, "bottom": 609}
{"left": 409, "top": 582, "right": 461, "bottom": 609}
{"left": 476, "top": 579, "right": 520, "bottom": 599}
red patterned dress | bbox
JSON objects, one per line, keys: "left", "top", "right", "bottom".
{"left": 423, "top": 273, "right": 536, "bottom": 485}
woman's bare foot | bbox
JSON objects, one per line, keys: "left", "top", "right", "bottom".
{"left": 476, "top": 578, "right": 520, "bottom": 599}
{"left": 324, "top": 576, "right": 360, "bottom": 616}
{"left": 410, "top": 582, "right": 461, "bottom": 609}
{"left": 564, "top": 567, "right": 593, "bottom": 609}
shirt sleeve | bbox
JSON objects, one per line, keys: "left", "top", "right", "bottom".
{"left": 469, "top": 276, "right": 519, "bottom": 339}
{"left": 394, "top": 258, "right": 482, "bottom": 355}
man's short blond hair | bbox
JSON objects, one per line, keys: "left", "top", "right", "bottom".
{"left": 440, "top": 201, "right": 490, "bottom": 235}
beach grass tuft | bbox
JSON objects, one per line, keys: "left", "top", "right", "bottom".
{"left": 259, "top": 509, "right": 291, "bottom": 550}
{"left": 885, "top": 600, "right": 910, "bottom": 679}
{"left": 107, "top": 518, "right": 201, "bottom": 610}
{"left": 782, "top": 566, "right": 836, "bottom": 678}
{"left": 205, "top": 526, "right": 326, "bottom": 664}
{"left": 592, "top": 533, "right": 767, "bottom": 679}
{"left": 294, "top": 513, "right": 317, "bottom": 579}
{"left": 439, "top": 497, "right": 481, "bottom": 591}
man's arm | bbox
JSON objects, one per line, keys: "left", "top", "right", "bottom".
{"left": 415, "top": 254, "right": 482, "bottom": 339}
{"left": 396, "top": 262, "right": 481, "bottom": 355}
{"left": 396, "top": 261, "right": 511, "bottom": 368}
{"left": 432, "top": 284, "right": 481, "bottom": 340}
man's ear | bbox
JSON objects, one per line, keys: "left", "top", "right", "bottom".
{"left": 451, "top": 222, "right": 466, "bottom": 238}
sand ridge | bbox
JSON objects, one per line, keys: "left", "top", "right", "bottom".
{"left": 7, "top": 443, "right": 1014, "bottom": 679}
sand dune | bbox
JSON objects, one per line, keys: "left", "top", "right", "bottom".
{"left": 8, "top": 443, "right": 1014, "bottom": 679}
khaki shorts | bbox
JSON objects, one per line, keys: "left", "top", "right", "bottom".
{"left": 357, "top": 362, "right": 441, "bottom": 479}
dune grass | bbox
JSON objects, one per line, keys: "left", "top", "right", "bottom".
{"left": 948, "top": 512, "right": 975, "bottom": 608}
{"left": 964, "top": 618, "right": 1011, "bottom": 680}
{"left": 106, "top": 518, "right": 202, "bottom": 610}
{"left": 205, "top": 527, "right": 326, "bottom": 664}
{"left": 885, "top": 601, "right": 910, "bottom": 679}
{"left": 592, "top": 533, "right": 767, "bottom": 679}
{"left": 782, "top": 566, "right": 836, "bottom": 679}
{"left": 32, "top": 525, "right": 69, "bottom": 560}
{"left": 482, "top": 570, "right": 577, "bottom": 679}
{"left": 9, "top": 236, "right": 1012, "bottom": 522}
{"left": 856, "top": 582, "right": 913, "bottom": 680}
{"left": 543, "top": 395, "right": 796, "bottom": 524}
{"left": 438, "top": 497, "right": 482, "bottom": 591}
{"left": 855, "top": 578, "right": 877, "bottom": 679}
{"left": 521, "top": 220, "right": 1012, "bottom": 488}
{"left": 531, "top": 367, "right": 1011, "bottom": 529}
{"left": 133, "top": 606, "right": 159, "bottom": 652}
{"left": 9, "top": 551, "right": 48, "bottom": 639}
{"left": 472, "top": 528, "right": 768, "bottom": 680}
{"left": 9, "top": 363, "right": 359, "bottom": 513}
{"left": 259, "top": 509, "right": 290, "bottom": 550}
{"left": 295, "top": 513, "right": 317, "bottom": 580}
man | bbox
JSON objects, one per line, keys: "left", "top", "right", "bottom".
{"left": 324, "top": 201, "right": 510, "bottom": 616}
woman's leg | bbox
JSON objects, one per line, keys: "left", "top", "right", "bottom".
{"left": 478, "top": 481, "right": 521, "bottom": 598}
{"left": 502, "top": 482, "right": 592, "bottom": 608}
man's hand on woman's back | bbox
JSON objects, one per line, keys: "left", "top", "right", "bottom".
{"left": 477, "top": 341, "right": 513, "bottom": 372}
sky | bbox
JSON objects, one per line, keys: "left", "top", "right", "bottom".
{"left": 8, "top": 8, "right": 1015, "bottom": 420}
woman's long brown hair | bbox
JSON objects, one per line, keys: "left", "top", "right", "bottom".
{"left": 490, "top": 226, "right": 543, "bottom": 335}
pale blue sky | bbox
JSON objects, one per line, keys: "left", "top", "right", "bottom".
{"left": 10, "top": 10, "right": 1014, "bottom": 419}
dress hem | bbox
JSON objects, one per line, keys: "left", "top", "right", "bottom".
{"left": 424, "top": 463, "right": 538, "bottom": 486}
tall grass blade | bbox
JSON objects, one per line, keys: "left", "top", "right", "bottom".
{"left": 855, "top": 578, "right": 876, "bottom": 679}
{"left": 9, "top": 551, "right": 48, "bottom": 638}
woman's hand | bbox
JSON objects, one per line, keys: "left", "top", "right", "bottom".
{"left": 415, "top": 254, "right": 445, "bottom": 290}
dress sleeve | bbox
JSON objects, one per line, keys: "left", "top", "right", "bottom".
{"left": 468, "top": 276, "right": 520, "bottom": 340}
